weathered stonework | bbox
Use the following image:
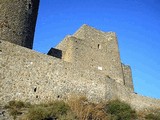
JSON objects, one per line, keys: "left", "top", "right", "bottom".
{"left": 0, "top": 25, "right": 160, "bottom": 111}
{"left": 122, "top": 64, "right": 134, "bottom": 91}
{"left": 0, "top": 1, "right": 160, "bottom": 112}
{"left": 0, "top": 0, "right": 39, "bottom": 49}
{"left": 73, "top": 25, "right": 124, "bottom": 84}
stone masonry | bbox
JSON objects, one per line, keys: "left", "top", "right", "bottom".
{"left": 0, "top": 0, "right": 160, "bottom": 112}
{"left": 1, "top": 25, "right": 160, "bottom": 111}
{"left": 0, "top": 0, "right": 39, "bottom": 49}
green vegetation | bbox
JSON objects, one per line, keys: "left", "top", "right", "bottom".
{"left": 145, "top": 112, "right": 160, "bottom": 120}
{"left": 4, "top": 98, "right": 160, "bottom": 120}
{"left": 27, "top": 101, "right": 71, "bottom": 120}
{"left": 4, "top": 100, "right": 31, "bottom": 120}
{"left": 5, "top": 100, "right": 29, "bottom": 109}
{"left": 105, "top": 100, "right": 137, "bottom": 120}
{"left": 5, "top": 100, "right": 74, "bottom": 120}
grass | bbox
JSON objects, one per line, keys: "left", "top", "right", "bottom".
{"left": 4, "top": 100, "right": 30, "bottom": 109}
{"left": 27, "top": 106, "right": 51, "bottom": 120}
{"left": 68, "top": 96, "right": 109, "bottom": 120}
{"left": 4, "top": 98, "right": 160, "bottom": 120}
{"left": 27, "top": 100, "right": 71, "bottom": 120}
{"left": 4, "top": 100, "right": 31, "bottom": 120}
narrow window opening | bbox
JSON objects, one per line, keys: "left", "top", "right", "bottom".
{"left": 34, "top": 87, "right": 37, "bottom": 92}
{"left": 29, "top": 3, "right": 31, "bottom": 9}
{"left": 98, "top": 44, "right": 101, "bottom": 49}
{"left": 36, "top": 95, "right": 38, "bottom": 98}
{"left": 57, "top": 95, "right": 60, "bottom": 98}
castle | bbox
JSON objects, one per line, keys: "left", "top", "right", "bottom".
{"left": 0, "top": 0, "right": 160, "bottom": 111}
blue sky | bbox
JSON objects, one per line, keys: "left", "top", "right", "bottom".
{"left": 33, "top": 0, "right": 160, "bottom": 99}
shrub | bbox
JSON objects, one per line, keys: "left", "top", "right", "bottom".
{"left": 27, "top": 106, "right": 51, "bottom": 120}
{"left": 49, "top": 100, "right": 70, "bottom": 116}
{"left": 27, "top": 100, "right": 70, "bottom": 120}
{"left": 5, "top": 100, "right": 27, "bottom": 109}
{"left": 105, "top": 100, "right": 137, "bottom": 120}
{"left": 5, "top": 100, "right": 30, "bottom": 119}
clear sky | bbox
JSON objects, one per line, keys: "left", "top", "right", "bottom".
{"left": 33, "top": 0, "right": 160, "bottom": 99}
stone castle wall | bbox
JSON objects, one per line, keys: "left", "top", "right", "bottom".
{"left": 1, "top": 40, "right": 160, "bottom": 111}
{"left": 0, "top": 0, "right": 159, "bottom": 112}
{"left": 122, "top": 64, "right": 134, "bottom": 91}
{"left": 0, "top": 0, "right": 39, "bottom": 49}
{"left": 0, "top": 40, "right": 108, "bottom": 104}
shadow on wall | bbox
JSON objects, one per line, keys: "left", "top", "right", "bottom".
{"left": 47, "top": 48, "right": 62, "bottom": 59}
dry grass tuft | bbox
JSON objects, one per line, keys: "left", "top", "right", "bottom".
{"left": 68, "top": 96, "right": 109, "bottom": 120}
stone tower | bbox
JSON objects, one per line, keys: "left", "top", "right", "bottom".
{"left": 0, "top": 0, "right": 39, "bottom": 49}
{"left": 55, "top": 25, "right": 125, "bottom": 85}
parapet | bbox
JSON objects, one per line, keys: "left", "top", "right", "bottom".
{"left": 0, "top": 0, "right": 39, "bottom": 49}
